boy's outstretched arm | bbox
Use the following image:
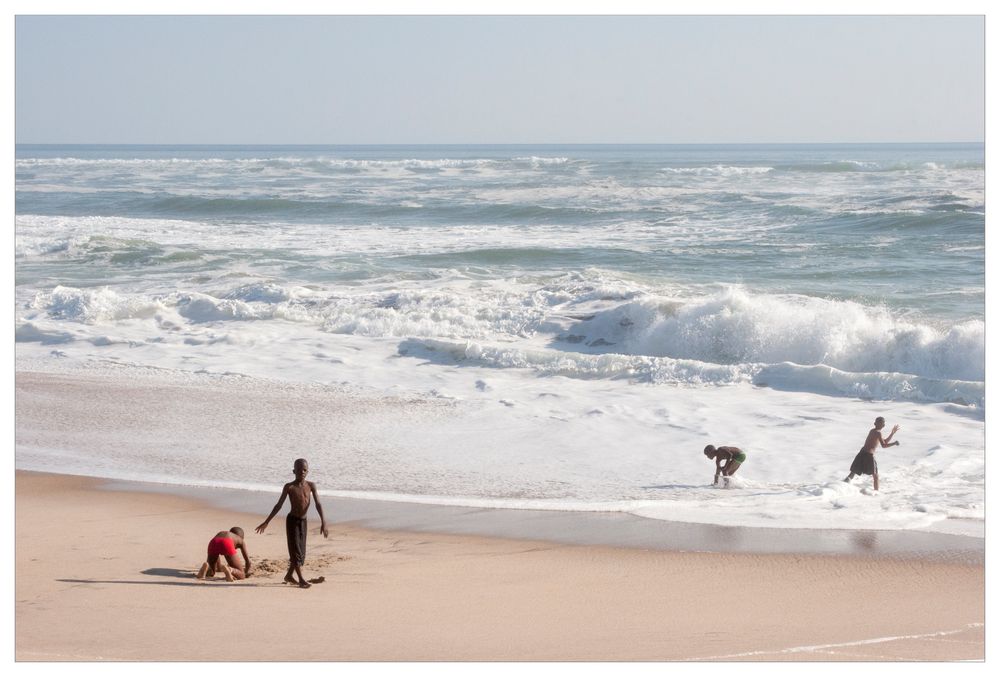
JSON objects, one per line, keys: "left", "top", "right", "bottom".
{"left": 310, "top": 481, "right": 329, "bottom": 537}
{"left": 879, "top": 425, "right": 901, "bottom": 448}
{"left": 255, "top": 484, "right": 289, "bottom": 533}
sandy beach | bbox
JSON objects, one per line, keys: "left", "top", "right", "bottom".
{"left": 15, "top": 471, "right": 984, "bottom": 661}
{"left": 14, "top": 15, "right": 986, "bottom": 666}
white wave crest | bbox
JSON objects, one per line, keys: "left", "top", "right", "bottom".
{"left": 660, "top": 165, "right": 774, "bottom": 176}
{"left": 320, "top": 289, "right": 546, "bottom": 339}
{"left": 566, "top": 288, "right": 983, "bottom": 382}
{"left": 174, "top": 293, "right": 263, "bottom": 322}
{"left": 20, "top": 283, "right": 984, "bottom": 405}
{"left": 29, "top": 286, "right": 165, "bottom": 324}
{"left": 397, "top": 337, "right": 983, "bottom": 407}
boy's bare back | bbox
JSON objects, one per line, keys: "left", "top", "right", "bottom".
{"left": 862, "top": 428, "right": 883, "bottom": 453}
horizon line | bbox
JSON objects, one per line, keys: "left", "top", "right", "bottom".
{"left": 15, "top": 140, "right": 986, "bottom": 147}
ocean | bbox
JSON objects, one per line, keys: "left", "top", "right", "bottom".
{"left": 14, "top": 143, "right": 985, "bottom": 536}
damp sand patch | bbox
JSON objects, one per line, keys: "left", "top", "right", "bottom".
{"left": 250, "top": 553, "right": 351, "bottom": 579}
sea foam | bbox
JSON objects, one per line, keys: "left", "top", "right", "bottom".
{"left": 14, "top": 144, "right": 984, "bottom": 535}
{"left": 20, "top": 282, "right": 984, "bottom": 406}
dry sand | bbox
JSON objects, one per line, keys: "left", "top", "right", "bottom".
{"left": 15, "top": 471, "right": 983, "bottom": 661}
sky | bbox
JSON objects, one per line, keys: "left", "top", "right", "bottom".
{"left": 13, "top": 14, "right": 987, "bottom": 145}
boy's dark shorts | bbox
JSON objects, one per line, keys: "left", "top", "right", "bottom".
{"left": 850, "top": 450, "right": 877, "bottom": 476}
{"left": 286, "top": 515, "right": 307, "bottom": 566}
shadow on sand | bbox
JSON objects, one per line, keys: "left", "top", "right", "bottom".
{"left": 54, "top": 569, "right": 255, "bottom": 588}
{"left": 56, "top": 578, "right": 233, "bottom": 588}
{"left": 142, "top": 567, "right": 197, "bottom": 578}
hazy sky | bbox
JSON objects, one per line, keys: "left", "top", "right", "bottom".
{"left": 15, "top": 15, "right": 985, "bottom": 144}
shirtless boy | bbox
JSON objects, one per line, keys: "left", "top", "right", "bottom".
{"left": 703, "top": 445, "right": 746, "bottom": 487}
{"left": 196, "top": 527, "right": 251, "bottom": 581}
{"left": 255, "top": 458, "right": 328, "bottom": 588}
{"left": 844, "top": 417, "right": 900, "bottom": 491}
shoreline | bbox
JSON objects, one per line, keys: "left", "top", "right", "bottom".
{"left": 15, "top": 367, "right": 986, "bottom": 543}
{"left": 15, "top": 471, "right": 984, "bottom": 660}
{"left": 79, "top": 472, "right": 984, "bottom": 563}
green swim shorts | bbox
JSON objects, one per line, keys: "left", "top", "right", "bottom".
{"left": 733, "top": 452, "right": 747, "bottom": 463}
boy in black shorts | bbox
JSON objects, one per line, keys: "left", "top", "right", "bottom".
{"left": 844, "top": 417, "right": 900, "bottom": 491}
{"left": 255, "top": 458, "right": 328, "bottom": 588}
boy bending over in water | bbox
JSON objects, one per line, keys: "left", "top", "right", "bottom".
{"left": 704, "top": 445, "right": 746, "bottom": 487}
{"left": 197, "top": 527, "right": 251, "bottom": 581}
{"left": 256, "top": 458, "right": 328, "bottom": 588}
{"left": 844, "top": 417, "right": 900, "bottom": 491}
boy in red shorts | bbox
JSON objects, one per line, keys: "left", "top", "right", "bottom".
{"left": 196, "top": 527, "right": 252, "bottom": 581}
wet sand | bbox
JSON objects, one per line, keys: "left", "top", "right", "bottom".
{"left": 15, "top": 471, "right": 984, "bottom": 661}
{"left": 106, "top": 476, "right": 985, "bottom": 563}
{"left": 16, "top": 367, "right": 984, "bottom": 563}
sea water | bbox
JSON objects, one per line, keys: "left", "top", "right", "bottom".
{"left": 14, "top": 144, "right": 985, "bottom": 536}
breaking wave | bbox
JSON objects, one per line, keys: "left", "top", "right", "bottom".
{"left": 19, "top": 284, "right": 984, "bottom": 407}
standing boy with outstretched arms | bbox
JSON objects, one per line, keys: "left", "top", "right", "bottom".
{"left": 255, "top": 458, "right": 328, "bottom": 588}
{"left": 844, "top": 417, "right": 900, "bottom": 492}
